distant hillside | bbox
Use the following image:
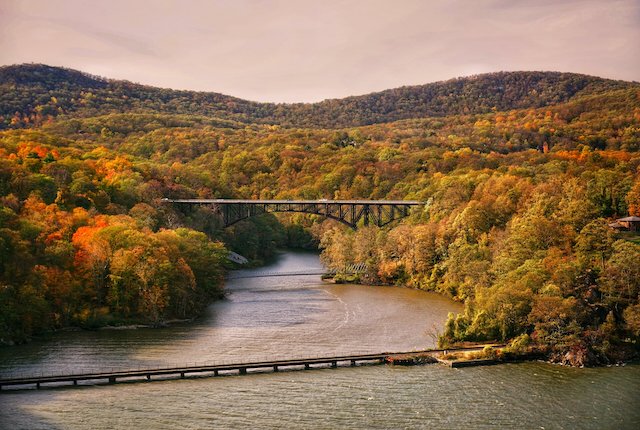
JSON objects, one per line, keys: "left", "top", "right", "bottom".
{"left": 1, "top": 64, "right": 637, "bottom": 129}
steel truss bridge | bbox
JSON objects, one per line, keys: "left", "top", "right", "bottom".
{"left": 163, "top": 199, "right": 422, "bottom": 229}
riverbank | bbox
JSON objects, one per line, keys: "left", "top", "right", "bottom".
{"left": 438, "top": 338, "right": 640, "bottom": 368}
{"left": 385, "top": 343, "right": 505, "bottom": 367}
{"left": 321, "top": 270, "right": 640, "bottom": 368}
{"left": 0, "top": 249, "right": 282, "bottom": 346}
{"left": 0, "top": 312, "right": 210, "bottom": 346}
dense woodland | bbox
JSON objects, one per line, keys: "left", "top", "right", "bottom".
{"left": 1, "top": 65, "right": 639, "bottom": 366}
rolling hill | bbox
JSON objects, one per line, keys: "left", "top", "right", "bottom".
{"left": 1, "top": 63, "right": 637, "bottom": 129}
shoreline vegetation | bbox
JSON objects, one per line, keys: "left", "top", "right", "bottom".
{"left": 322, "top": 272, "right": 640, "bottom": 367}
{"left": 321, "top": 257, "right": 640, "bottom": 368}
{"left": 387, "top": 340, "right": 638, "bottom": 369}
{"left": 1, "top": 65, "right": 640, "bottom": 367}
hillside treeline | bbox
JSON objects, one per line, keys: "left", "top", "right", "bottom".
{"left": 2, "top": 64, "right": 637, "bottom": 129}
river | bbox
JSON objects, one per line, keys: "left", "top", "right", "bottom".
{"left": 0, "top": 251, "right": 638, "bottom": 429}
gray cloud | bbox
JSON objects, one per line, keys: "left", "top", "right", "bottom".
{"left": 1, "top": 0, "right": 638, "bottom": 102}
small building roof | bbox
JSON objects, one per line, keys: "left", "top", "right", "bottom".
{"left": 609, "top": 222, "right": 625, "bottom": 229}
{"left": 617, "top": 216, "right": 640, "bottom": 222}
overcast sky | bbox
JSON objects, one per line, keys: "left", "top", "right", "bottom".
{"left": 1, "top": 0, "right": 638, "bottom": 102}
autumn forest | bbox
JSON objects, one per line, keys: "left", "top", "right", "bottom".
{"left": 1, "top": 64, "right": 639, "bottom": 366}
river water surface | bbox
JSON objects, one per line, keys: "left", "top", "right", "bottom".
{"left": 1, "top": 251, "right": 638, "bottom": 429}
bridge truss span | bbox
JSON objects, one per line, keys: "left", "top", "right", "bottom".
{"left": 163, "top": 199, "right": 422, "bottom": 229}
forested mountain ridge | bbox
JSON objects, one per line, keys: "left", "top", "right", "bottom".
{"left": 1, "top": 63, "right": 638, "bottom": 129}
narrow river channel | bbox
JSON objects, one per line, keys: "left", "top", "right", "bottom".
{"left": 1, "top": 251, "right": 638, "bottom": 429}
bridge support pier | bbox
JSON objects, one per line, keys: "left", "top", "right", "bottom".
{"left": 146, "top": 374, "right": 151, "bottom": 381}
{"left": 180, "top": 372, "right": 185, "bottom": 379}
{"left": 214, "top": 370, "right": 219, "bottom": 376}
{"left": 239, "top": 368, "right": 247, "bottom": 375}
{"left": 331, "top": 361, "right": 337, "bottom": 368}
{"left": 36, "top": 382, "right": 40, "bottom": 389}
{"left": 273, "top": 365, "right": 278, "bottom": 372}
{"left": 304, "top": 364, "right": 310, "bottom": 370}
{"left": 351, "top": 360, "right": 356, "bottom": 367}
{"left": 108, "top": 377, "right": 116, "bottom": 384}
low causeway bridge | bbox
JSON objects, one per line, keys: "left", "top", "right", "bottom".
{"left": 0, "top": 346, "right": 498, "bottom": 391}
{"left": 227, "top": 263, "right": 368, "bottom": 279}
{"left": 162, "top": 199, "right": 423, "bottom": 229}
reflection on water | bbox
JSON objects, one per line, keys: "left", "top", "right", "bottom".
{"left": 1, "top": 251, "right": 638, "bottom": 429}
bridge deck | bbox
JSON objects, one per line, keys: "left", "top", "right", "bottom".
{"left": 0, "top": 346, "right": 500, "bottom": 391}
